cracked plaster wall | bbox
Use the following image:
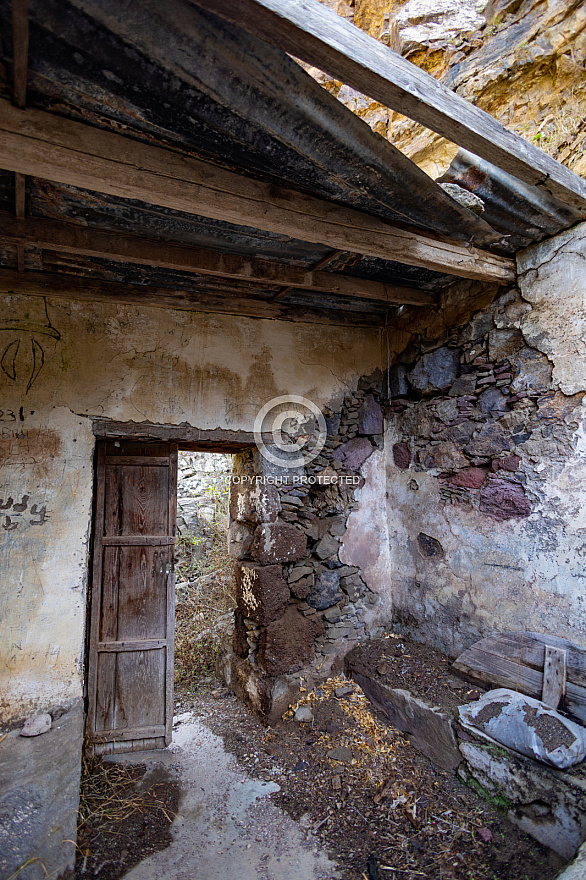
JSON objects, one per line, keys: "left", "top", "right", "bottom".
{"left": 385, "top": 221, "right": 586, "bottom": 656}
{"left": 0, "top": 291, "right": 381, "bottom": 723}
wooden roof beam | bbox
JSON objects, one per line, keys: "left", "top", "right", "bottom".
{"left": 201, "top": 0, "right": 586, "bottom": 214}
{"left": 0, "top": 215, "right": 434, "bottom": 306}
{"left": 0, "top": 267, "right": 387, "bottom": 328}
{"left": 0, "top": 100, "right": 515, "bottom": 283}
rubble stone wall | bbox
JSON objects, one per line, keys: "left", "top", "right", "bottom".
{"left": 223, "top": 375, "right": 394, "bottom": 722}
{"left": 385, "top": 221, "right": 586, "bottom": 655}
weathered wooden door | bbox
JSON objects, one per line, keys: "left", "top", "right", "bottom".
{"left": 87, "top": 441, "right": 177, "bottom": 754}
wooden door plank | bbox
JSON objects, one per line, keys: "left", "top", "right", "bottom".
{"left": 87, "top": 441, "right": 106, "bottom": 740}
{"left": 202, "top": 0, "right": 586, "bottom": 213}
{"left": 166, "top": 446, "right": 178, "bottom": 747}
{"left": 97, "top": 639, "right": 167, "bottom": 652}
{"left": 0, "top": 214, "right": 434, "bottom": 306}
{"left": 0, "top": 100, "right": 516, "bottom": 281}
{"left": 542, "top": 646, "right": 567, "bottom": 710}
{"left": 101, "top": 536, "right": 175, "bottom": 546}
{"left": 104, "top": 455, "right": 171, "bottom": 466}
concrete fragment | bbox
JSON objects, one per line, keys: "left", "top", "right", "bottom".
{"left": 257, "top": 607, "right": 323, "bottom": 676}
{"left": 459, "top": 738, "right": 586, "bottom": 858}
{"left": 252, "top": 522, "right": 307, "bottom": 564}
{"left": 230, "top": 481, "right": 281, "bottom": 524}
{"left": 227, "top": 522, "right": 254, "bottom": 559}
{"left": 234, "top": 562, "right": 289, "bottom": 626}
{"left": 20, "top": 714, "right": 52, "bottom": 737}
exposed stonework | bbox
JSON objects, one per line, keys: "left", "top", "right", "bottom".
{"left": 384, "top": 222, "right": 586, "bottom": 656}
{"left": 222, "top": 373, "right": 391, "bottom": 721}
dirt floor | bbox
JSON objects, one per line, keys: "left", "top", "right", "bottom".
{"left": 76, "top": 634, "right": 568, "bottom": 880}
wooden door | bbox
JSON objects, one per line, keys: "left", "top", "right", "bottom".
{"left": 87, "top": 440, "right": 177, "bottom": 754}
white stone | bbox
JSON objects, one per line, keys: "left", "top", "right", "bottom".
{"left": 20, "top": 714, "right": 52, "bottom": 737}
{"left": 397, "top": 0, "right": 487, "bottom": 52}
{"left": 294, "top": 706, "right": 314, "bottom": 723}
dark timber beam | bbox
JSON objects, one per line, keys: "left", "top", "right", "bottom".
{"left": 11, "top": 0, "right": 28, "bottom": 109}
{"left": 0, "top": 100, "right": 516, "bottom": 283}
{"left": 0, "top": 216, "right": 434, "bottom": 306}
{"left": 201, "top": 0, "right": 586, "bottom": 214}
{"left": 0, "top": 268, "right": 386, "bottom": 328}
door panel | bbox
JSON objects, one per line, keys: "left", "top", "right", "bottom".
{"left": 87, "top": 440, "right": 177, "bottom": 754}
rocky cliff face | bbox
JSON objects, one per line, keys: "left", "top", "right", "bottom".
{"left": 313, "top": 0, "right": 586, "bottom": 181}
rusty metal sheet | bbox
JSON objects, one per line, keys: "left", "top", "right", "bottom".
{"left": 439, "top": 150, "right": 584, "bottom": 254}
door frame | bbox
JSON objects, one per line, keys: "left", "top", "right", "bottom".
{"left": 84, "top": 419, "right": 256, "bottom": 753}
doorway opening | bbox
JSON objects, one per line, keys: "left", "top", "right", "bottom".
{"left": 174, "top": 451, "right": 235, "bottom": 697}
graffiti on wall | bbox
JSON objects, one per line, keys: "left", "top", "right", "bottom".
{"left": 0, "top": 297, "right": 61, "bottom": 394}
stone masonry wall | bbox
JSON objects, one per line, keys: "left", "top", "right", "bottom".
{"left": 385, "top": 221, "right": 586, "bottom": 656}
{"left": 221, "top": 373, "right": 391, "bottom": 722}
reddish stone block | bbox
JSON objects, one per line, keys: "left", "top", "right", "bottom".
{"left": 336, "top": 437, "right": 373, "bottom": 470}
{"left": 479, "top": 478, "right": 531, "bottom": 520}
{"left": 235, "top": 562, "right": 289, "bottom": 626}
{"left": 233, "top": 609, "right": 249, "bottom": 659}
{"left": 392, "top": 442, "right": 411, "bottom": 469}
{"left": 257, "top": 607, "right": 324, "bottom": 676}
{"left": 252, "top": 522, "right": 307, "bottom": 564}
{"left": 449, "top": 467, "right": 488, "bottom": 489}
{"left": 492, "top": 455, "right": 521, "bottom": 473}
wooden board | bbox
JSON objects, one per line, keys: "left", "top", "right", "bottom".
{"left": 542, "top": 646, "right": 567, "bottom": 710}
{"left": 0, "top": 215, "right": 432, "bottom": 306}
{"left": 0, "top": 100, "right": 516, "bottom": 282}
{"left": 87, "top": 440, "right": 177, "bottom": 752}
{"left": 203, "top": 0, "right": 586, "bottom": 214}
{"left": 453, "top": 631, "right": 586, "bottom": 724}
{"left": 0, "top": 267, "right": 386, "bottom": 329}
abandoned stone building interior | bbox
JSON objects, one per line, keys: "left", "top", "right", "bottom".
{"left": 1, "top": 0, "right": 586, "bottom": 877}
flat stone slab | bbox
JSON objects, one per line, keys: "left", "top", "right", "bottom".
{"left": 347, "top": 664, "right": 461, "bottom": 772}
{"left": 0, "top": 701, "right": 84, "bottom": 880}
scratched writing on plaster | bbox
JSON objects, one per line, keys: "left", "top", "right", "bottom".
{"left": 0, "top": 494, "right": 49, "bottom": 531}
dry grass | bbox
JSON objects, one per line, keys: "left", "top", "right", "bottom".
{"left": 78, "top": 751, "right": 174, "bottom": 833}
{"left": 174, "top": 488, "right": 235, "bottom": 692}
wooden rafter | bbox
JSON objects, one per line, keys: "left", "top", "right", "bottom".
{"left": 0, "top": 100, "right": 516, "bottom": 283}
{"left": 202, "top": 0, "right": 586, "bottom": 214}
{"left": 0, "top": 215, "right": 434, "bottom": 306}
{"left": 0, "top": 268, "right": 387, "bottom": 328}
{"left": 11, "top": 0, "right": 28, "bottom": 109}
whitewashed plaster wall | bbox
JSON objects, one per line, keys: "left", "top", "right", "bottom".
{"left": 385, "top": 221, "right": 586, "bottom": 656}
{"left": 0, "top": 291, "right": 382, "bottom": 722}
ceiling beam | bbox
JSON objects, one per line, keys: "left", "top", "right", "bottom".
{"left": 201, "top": 0, "right": 586, "bottom": 214}
{"left": 0, "top": 215, "right": 434, "bottom": 306}
{"left": 0, "top": 268, "right": 387, "bottom": 328}
{"left": 0, "top": 100, "right": 516, "bottom": 283}
{"left": 11, "top": 0, "right": 28, "bottom": 109}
